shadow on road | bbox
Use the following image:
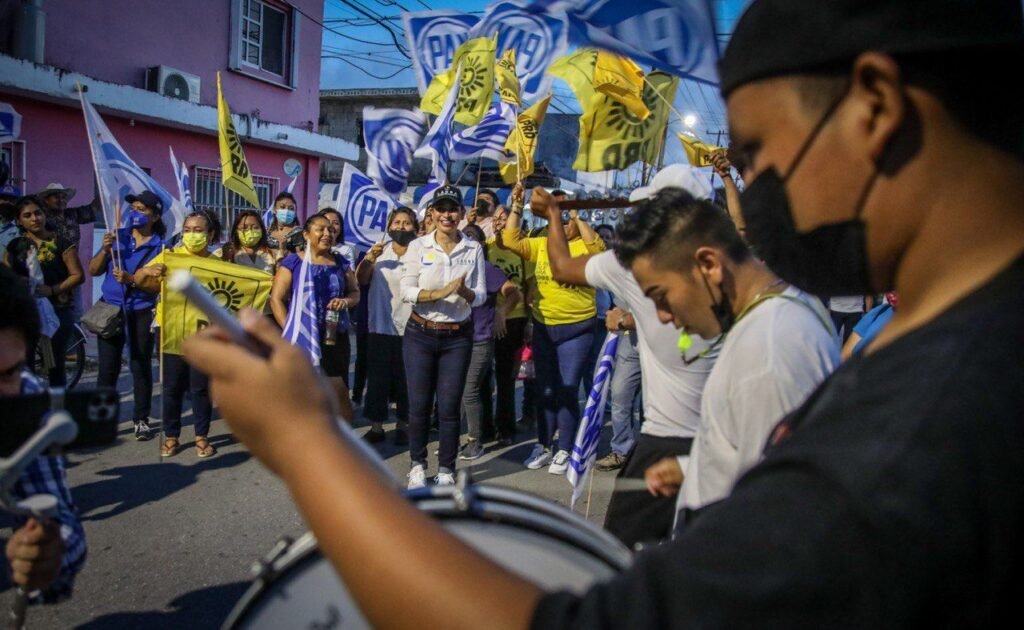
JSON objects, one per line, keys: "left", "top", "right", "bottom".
{"left": 73, "top": 451, "right": 251, "bottom": 522}
{"left": 75, "top": 580, "right": 250, "bottom": 630}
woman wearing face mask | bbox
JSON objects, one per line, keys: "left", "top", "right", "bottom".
{"left": 271, "top": 214, "right": 360, "bottom": 420}
{"left": 215, "top": 210, "right": 276, "bottom": 274}
{"left": 499, "top": 193, "right": 606, "bottom": 474}
{"left": 3, "top": 196, "right": 85, "bottom": 386}
{"left": 266, "top": 192, "right": 302, "bottom": 261}
{"left": 136, "top": 211, "right": 218, "bottom": 458}
{"left": 89, "top": 191, "right": 166, "bottom": 441}
{"left": 355, "top": 207, "right": 418, "bottom": 444}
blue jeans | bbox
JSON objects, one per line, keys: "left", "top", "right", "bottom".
{"left": 47, "top": 307, "right": 76, "bottom": 387}
{"left": 609, "top": 331, "right": 643, "bottom": 456}
{"left": 533, "top": 318, "right": 595, "bottom": 453}
{"left": 403, "top": 319, "right": 473, "bottom": 472}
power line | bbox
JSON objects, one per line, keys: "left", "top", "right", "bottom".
{"left": 331, "top": 0, "right": 410, "bottom": 56}
{"left": 325, "top": 55, "right": 412, "bottom": 80}
{"left": 288, "top": 0, "right": 407, "bottom": 51}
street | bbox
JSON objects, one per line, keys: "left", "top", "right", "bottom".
{"left": 1, "top": 345, "right": 618, "bottom": 629}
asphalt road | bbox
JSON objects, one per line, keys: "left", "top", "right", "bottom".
{"left": 1, "top": 344, "right": 620, "bottom": 629}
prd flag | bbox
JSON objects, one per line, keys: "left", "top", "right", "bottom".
{"left": 501, "top": 94, "right": 552, "bottom": 184}
{"left": 547, "top": 48, "right": 599, "bottom": 115}
{"left": 420, "top": 34, "right": 497, "bottom": 126}
{"left": 158, "top": 251, "right": 272, "bottom": 355}
{"left": 338, "top": 162, "right": 398, "bottom": 250}
{"left": 574, "top": 71, "right": 678, "bottom": 172}
{"left": 495, "top": 48, "right": 521, "bottom": 106}
{"left": 592, "top": 50, "right": 649, "bottom": 121}
{"left": 217, "top": 72, "right": 262, "bottom": 209}
{"left": 678, "top": 133, "right": 724, "bottom": 168}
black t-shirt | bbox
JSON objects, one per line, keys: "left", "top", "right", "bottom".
{"left": 534, "top": 254, "right": 1024, "bottom": 628}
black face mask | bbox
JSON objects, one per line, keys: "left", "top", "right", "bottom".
{"left": 701, "top": 272, "right": 735, "bottom": 335}
{"left": 740, "top": 88, "right": 878, "bottom": 297}
{"left": 389, "top": 229, "right": 417, "bottom": 246}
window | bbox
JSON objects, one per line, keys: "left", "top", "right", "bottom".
{"left": 232, "top": 0, "right": 296, "bottom": 87}
{"left": 192, "top": 166, "right": 278, "bottom": 232}
{"left": 1, "top": 140, "right": 27, "bottom": 193}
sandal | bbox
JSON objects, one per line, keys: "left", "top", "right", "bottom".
{"left": 160, "top": 437, "right": 180, "bottom": 458}
{"left": 195, "top": 436, "right": 216, "bottom": 458}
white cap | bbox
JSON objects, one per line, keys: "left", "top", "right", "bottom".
{"left": 629, "top": 163, "right": 713, "bottom": 203}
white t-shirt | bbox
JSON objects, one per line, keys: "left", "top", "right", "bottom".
{"left": 367, "top": 244, "right": 412, "bottom": 336}
{"left": 680, "top": 286, "right": 839, "bottom": 511}
{"left": 584, "top": 251, "right": 718, "bottom": 438}
{"left": 829, "top": 295, "right": 865, "bottom": 313}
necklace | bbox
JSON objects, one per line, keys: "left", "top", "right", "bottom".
{"left": 736, "top": 277, "right": 787, "bottom": 322}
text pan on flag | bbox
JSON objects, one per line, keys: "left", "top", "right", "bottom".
{"left": 568, "top": 331, "right": 619, "bottom": 509}
{"left": 403, "top": 10, "right": 481, "bottom": 96}
{"left": 338, "top": 163, "right": 398, "bottom": 251}
{"left": 528, "top": 0, "right": 719, "bottom": 85}
{"left": 363, "top": 107, "right": 428, "bottom": 196}
{"left": 217, "top": 72, "right": 262, "bottom": 210}
{"left": 79, "top": 92, "right": 187, "bottom": 238}
{"left": 159, "top": 251, "right": 272, "bottom": 355}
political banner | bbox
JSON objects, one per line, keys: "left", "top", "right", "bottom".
{"left": 496, "top": 48, "right": 521, "bottom": 106}
{"left": 363, "top": 107, "right": 428, "bottom": 196}
{"left": 217, "top": 72, "right": 262, "bottom": 210}
{"left": 568, "top": 332, "right": 619, "bottom": 509}
{"left": 501, "top": 94, "right": 552, "bottom": 183}
{"left": 420, "top": 35, "right": 496, "bottom": 127}
{"left": 79, "top": 92, "right": 188, "bottom": 238}
{"left": 527, "top": 0, "right": 719, "bottom": 85}
{"left": 450, "top": 101, "right": 516, "bottom": 163}
{"left": 678, "top": 133, "right": 724, "bottom": 167}
{"left": 470, "top": 0, "right": 569, "bottom": 104}
{"left": 415, "top": 68, "right": 462, "bottom": 185}
{"left": 338, "top": 163, "right": 398, "bottom": 251}
{"left": 403, "top": 10, "right": 481, "bottom": 96}
{"left": 168, "top": 146, "right": 194, "bottom": 213}
{"left": 159, "top": 251, "right": 272, "bottom": 355}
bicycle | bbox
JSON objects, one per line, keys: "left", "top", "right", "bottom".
{"left": 33, "top": 322, "right": 87, "bottom": 389}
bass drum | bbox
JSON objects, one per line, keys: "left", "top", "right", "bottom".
{"left": 224, "top": 484, "right": 632, "bottom": 629}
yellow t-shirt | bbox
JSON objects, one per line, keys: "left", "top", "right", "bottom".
{"left": 486, "top": 237, "right": 527, "bottom": 320}
{"left": 516, "top": 236, "right": 604, "bottom": 325}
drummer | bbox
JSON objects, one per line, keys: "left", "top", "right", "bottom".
{"left": 182, "top": 0, "right": 1024, "bottom": 626}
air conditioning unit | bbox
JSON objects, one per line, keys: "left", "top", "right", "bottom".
{"left": 146, "top": 66, "right": 201, "bottom": 104}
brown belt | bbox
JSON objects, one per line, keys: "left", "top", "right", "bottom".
{"left": 410, "top": 311, "right": 470, "bottom": 331}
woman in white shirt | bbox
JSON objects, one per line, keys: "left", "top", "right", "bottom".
{"left": 355, "top": 207, "right": 418, "bottom": 445}
{"left": 399, "top": 185, "right": 485, "bottom": 489}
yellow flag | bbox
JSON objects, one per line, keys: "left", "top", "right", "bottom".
{"left": 217, "top": 73, "right": 262, "bottom": 209}
{"left": 496, "top": 48, "right": 521, "bottom": 106}
{"left": 419, "top": 35, "right": 496, "bottom": 126}
{"left": 678, "top": 133, "right": 725, "bottom": 167}
{"left": 592, "top": 50, "right": 650, "bottom": 121}
{"left": 547, "top": 49, "right": 599, "bottom": 119}
{"left": 574, "top": 71, "right": 679, "bottom": 172}
{"left": 159, "top": 251, "right": 272, "bottom": 354}
{"left": 500, "top": 94, "right": 552, "bottom": 184}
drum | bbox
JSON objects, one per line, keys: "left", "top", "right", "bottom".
{"left": 224, "top": 483, "right": 633, "bottom": 629}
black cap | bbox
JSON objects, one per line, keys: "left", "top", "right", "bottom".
{"left": 720, "top": 0, "right": 1024, "bottom": 98}
{"left": 125, "top": 190, "right": 164, "bottom": 213}
{"left": 430, "top": 184, "right": 462, "bottom": 207}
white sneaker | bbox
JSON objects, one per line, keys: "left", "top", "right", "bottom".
{"left": 548, "top": 450, "right": 570, "bottom": 475}
{"left": 434, "top": 471, "right": 456, "bottom": 486}
{"left": 525, "top": 444, "right": 552, "bottom": 470}
{"left": 407, "top": 464, "right": 427, "bottom": 490}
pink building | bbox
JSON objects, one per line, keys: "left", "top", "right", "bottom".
{"left": 0, "top": 0, "right": 357, "bottom": 302}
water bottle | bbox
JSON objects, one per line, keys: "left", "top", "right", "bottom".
{"left": 324, "top": 309, "right": 339, "bottom": 346}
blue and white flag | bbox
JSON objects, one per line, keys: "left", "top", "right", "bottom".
{"left": 262, "top": 175, "right": 297, "bottom": 228}
{"left": 0, "top": 102, "right": 22, "bottom": 143}
{"left": 414, "top": 68, "right": 462, "bottom": 185}
{"left": 79, "top": 93, "right": 188, "bottom": 238}
{"left": 568, "top": 331, "right": 620, "bottom": 509}
{"left": 415, "top": 177, "right": 442, "bottom": 220}
{"left": 338, "top": 163, "right": 397, "bottom": 250}
{"left": 281, "top": 252, "right": 321, "bottom": 368}
{"left": 403, "top": 10, "right": 481, "bottom": 96}
{"left": 528, "top": 0, "right": 720, "bottom": 85}
{"left": 450, "top": 101, "right": 517, "bottom": 163}
{"left": 168, "top": 146, "right": 194, "bottom": 215}
{"left": 469, "top": 0, "right": 570, "bottom": 103}
{"left": 363, "top": 107, "right": 428, "bottom": 196}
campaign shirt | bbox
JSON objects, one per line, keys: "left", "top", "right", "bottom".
{"left": 535, "top": 254, "right": 1024, "bottom": 629}
{"left": 486, "top": 237, "right": 527, "bottom": 320}
{"left": 400, "top": 231, "right": 486, "bottom": 323}
{"left": 471, "top": 262, "right": 509, "bottom": 342}
{"left": 584, "top": 251, "right": 717, "bottom": 439}
{"left": 366, "top": 243, "right": 412, "bottom": 336}
{"left": 280, "top": 253, "right": 351, "bottom": 334}
{"left": 99, "top": 230, "right": 163, "bottom": 310}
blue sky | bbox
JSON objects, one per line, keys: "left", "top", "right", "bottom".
{"left": 318, "top": 0, "right": 750, "bottom": 163}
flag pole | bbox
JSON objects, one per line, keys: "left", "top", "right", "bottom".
{"left": 584, "top": 467, "right": 596, "bottom": 519}
{"left": 157, "top": 243, "right": 165, "bottom": 462}
{"left": 641, "top": 75, "right": 689, "bottom": 128}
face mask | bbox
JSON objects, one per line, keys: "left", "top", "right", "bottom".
{"left": 276, "top": 208, "right": 296, "bottom": 226}
{"left": 182, "top": 232, "right": 208, "bottom": 253}
{"left": 238, "top": 228, "right": 262, "bottom": 247}
{"left": 701, "top": 272, "right": 735, "bottom": 335}
{"left": 127, "top": 210, "right": 150, "bottom": 228}
{"left": 388, "top": 229, "right": 416, "bottom": 246}
{"left": 739, "top": 87, "right": 877, "bottom": 296}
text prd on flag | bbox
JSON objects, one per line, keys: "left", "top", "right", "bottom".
{"left": 159, "top": 251, "right": 272, "bottom": 355}
{"left": 217, "top": 72, "right": 262, "bottom": 210}
{"left": 678, "top": 133, "right": 724, "bottom": 168}
{"left": 496, "top": 48, "right": 521, "bottom": 106}
{"left": 501, "top": 94, "right": 551, "bottom": 184}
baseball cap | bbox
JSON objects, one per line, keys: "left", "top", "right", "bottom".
{"left": 430, "top": 184, "right": 463, "bottom": 208}
{"left": 720, "top": 0, "right": 1024, "bottom": 98}
{"left": 125, "top": 190, "right": 164, "bottom": 213}
{"left": 629, "top": 164, "right": 714, "bottom": 203}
